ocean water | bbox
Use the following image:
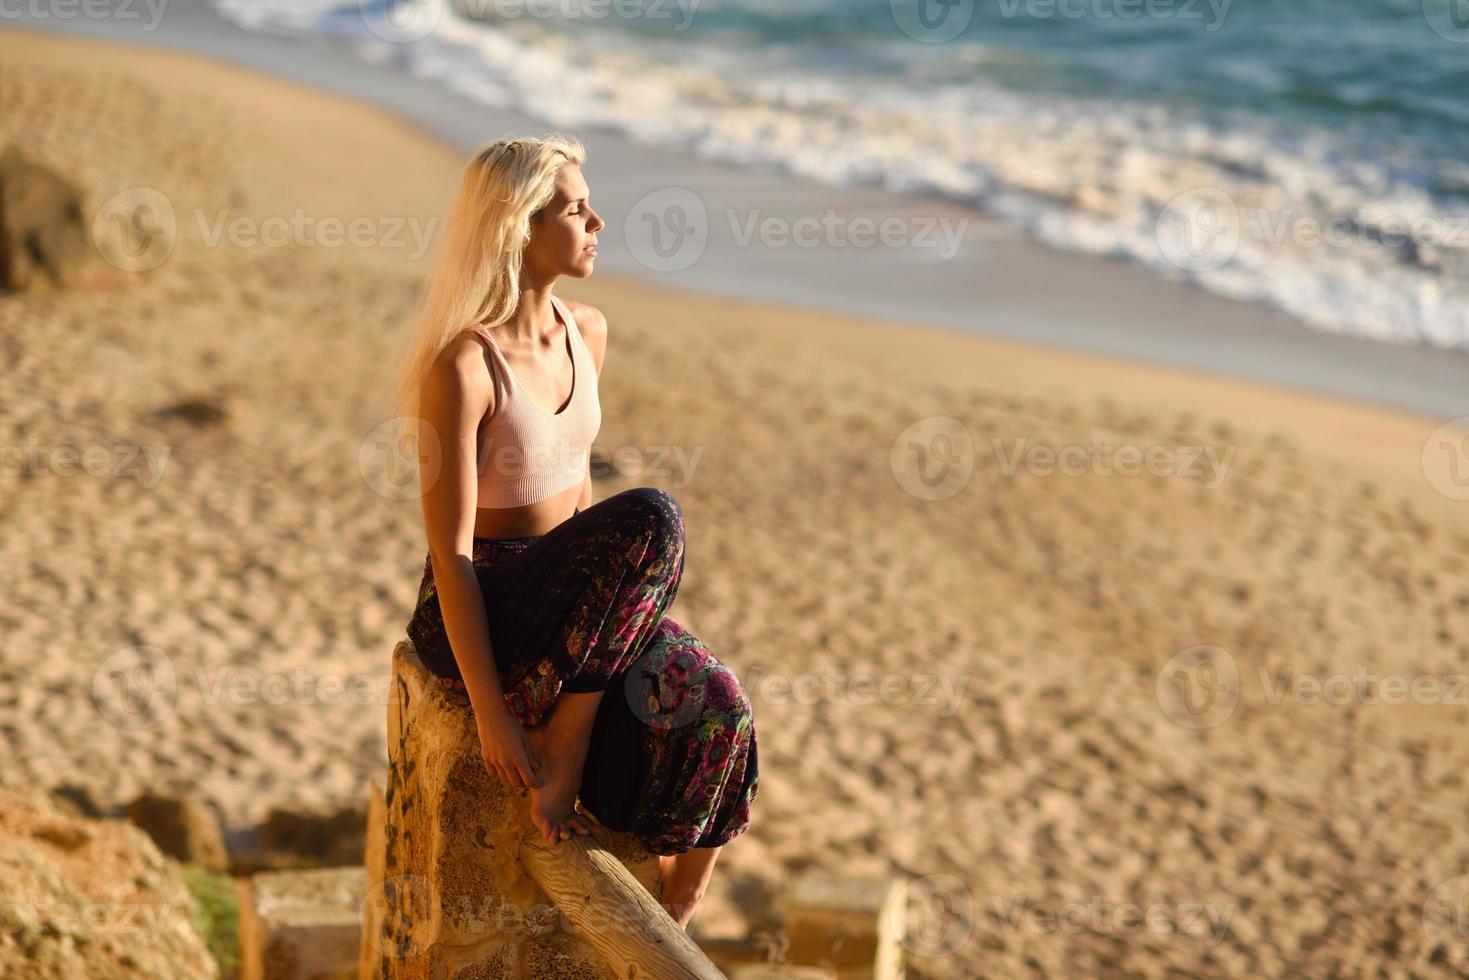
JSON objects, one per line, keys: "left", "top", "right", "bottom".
{"left": 212, "top": 0, "right": 1469, "bottom": 351}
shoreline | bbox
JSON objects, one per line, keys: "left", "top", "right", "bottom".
{"left": 5, "top": 0, "right": 1469, "bottom": 422}
{"left": 8, "top": 20, "right": 1469, "bottom": 976}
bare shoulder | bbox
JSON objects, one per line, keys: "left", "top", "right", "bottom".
{"left": 563, "top": 299, "right": 608, "bottom": 374}
{"left": 423, "top": 330, "right": 495, "bottom": 419}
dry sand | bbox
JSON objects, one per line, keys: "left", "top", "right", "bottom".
{"left": 4, "top": 28, "right": 1469, "bottom": 978}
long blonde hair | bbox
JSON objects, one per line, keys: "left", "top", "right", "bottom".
{"left": 384, "top": 133, "right": 587, "bottom": 436}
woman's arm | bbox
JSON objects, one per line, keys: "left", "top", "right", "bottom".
{"left": 416, "top": 339, "right": 514, "bottom": 730}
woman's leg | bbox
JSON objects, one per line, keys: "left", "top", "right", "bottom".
{"left": 658, "top": 848, "right": 722, "bottom": 929}
{"left": 578, "top": 614, "right": 759, "bottom": 927}
{"left": 474, "top": 487, "right": 689, "bottom": 841}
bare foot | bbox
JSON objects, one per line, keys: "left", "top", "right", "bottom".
{"left": 523, "top": 693, "right": 602, "bottom": 845}
{"left": 657, "top": 846, "right": 723, "bottom": 930}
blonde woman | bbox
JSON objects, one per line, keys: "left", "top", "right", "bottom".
{"left": 391, "top": 135, "right": 758, "bottom": 930}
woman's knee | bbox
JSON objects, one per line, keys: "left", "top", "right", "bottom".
{"left": 607, "top": 486, "right": 684, "bottom": 544}
{"left": 701, "top": 658, "right": 754, "bottom": 730}
{"left": 641, "top": 643, "right": 752, "bottom": 736}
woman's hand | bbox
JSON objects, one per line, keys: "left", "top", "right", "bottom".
{"left": 476, "top": 707, "right": 543, "bottom": 790}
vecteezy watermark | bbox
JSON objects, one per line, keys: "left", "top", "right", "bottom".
{"left": 726, "top": 209, "right": 971, "bottom": 261}
{"left": 0, "top": 897, "right": 196, "bottom": 948}
{"left": 93, "top": 645, "right": 177, "bottom": 730}
{"left": 891, "top": 0, "right": 974, "bottom": 43}
{"left": 92, "top": 645, "right": 400, "bottom": 728}
{"left": 0, "top": 442, "right": 170, "bottom": 488}
{"left": 1157, "top": 644, "right": 1469, "bottom": 729}
{"left": 455, "top": 0, "right": 701, "bottom": 29}
{"left": 991, "top": 436, "right": 1234, "bottom": 489}
{"left": 889, "top": 417, "right": 1234, "bottom": 502}
{"left": 624, "top": 187, "right": 708, "bottom": 272}
{"left": 594, "top": 444, "right": 703, "bottom": 487}
{"left": 359, "top": 416, "right": 442, "bottom": 503}
{"left": 1423, "top": 874, "right": 1469, "bottom": 948}
{"left": 1256, "top": 666, "right": 1469, "bottom": 707}
{"left": 993, "top": 0, "right": 1230, "bottom": 28}
{"left": 1155, "top": 188, "right": 1469, "bottom": 273}
{"left": 92, "top": 187, "right": 176, "bottom": 273}
{"left": 899, "top": 873, "right": 975, "bottom": 958}
{"left": 367, "top": 885, "right": 682, "bottom": 953}
{"left": 889, "top": 416, "right": 975, "bottom": 502}
{"left": 362, "top": 873, "right": 438, "bottom": 961}
{"left": 990, "top": 894, "right": 1236, "bottom": 946}
{"left": 622, "top": 640, "right": 725, "bottom": 732}
{"left": 194, "top": 209, "right": 438, "bottom": 260}
{"left": 192, "top": 666, "right": 396, "bottom": 708}
{"left": 1155, "top": 645, "right": 1240, "bottom": 730}
{"left": 890, "top": 0, "right": 1228, "bottom": 43}
{"left": 1422, "top": 0, "right": 1469, "bottom": 44}
{"left": 623, "top": 188, "right": 972, "bottom": 272}
{"left": 357, "top": 0, "right": 445, "bottom": 43}
{"left": 1154, "top": 187, "right": 1241, "bottom": 273}
{"left": 737, "top": 665, "right": 970, "bottom": 719}
{"left": 0, "top": 0, "right": 169, "bottom": 30}
{"left": 1422, "top": 416, "right": 1469, "bottom": 501}
{"left": 357, "top": 415, "right": 704, "bottom": 501}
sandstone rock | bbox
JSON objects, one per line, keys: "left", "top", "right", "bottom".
{"left": 360, "top": 638, "right": 719, "bottom": 979}
{"left": 124, "top": 792, "right": 229, "bottom": 873}
{"left": 261, "top": 802, "right": 369, "bottom": 869}
{"left": 781, "top": 873, "right": 906, "bottom": 980}
{"left": 238, "top": 866, "right": 365, "bottom": 980}
{"left": 0, "top": 146, "right": 92, "bottom": 293}
{"left": 48, "top": 782, "right": 107, "bottom": 820}
{"left": 0, "top": 783, "right": 218, "bottom": 978}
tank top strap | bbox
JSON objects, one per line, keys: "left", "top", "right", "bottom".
{"left": 549, "top": 294, "right": 580, "bottom": 346}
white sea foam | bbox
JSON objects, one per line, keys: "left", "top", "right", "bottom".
{"left": 211, "top": 0, "right": 1469, "bottom": 352}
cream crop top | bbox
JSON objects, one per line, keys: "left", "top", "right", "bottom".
{"left": 470, "top": 294, "right": 601, "bottom": 508}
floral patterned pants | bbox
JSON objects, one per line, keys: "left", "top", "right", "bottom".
{"left": 404, "top": 486, "right": 758, "bottom": 856}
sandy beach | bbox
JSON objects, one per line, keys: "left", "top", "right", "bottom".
{"left": 5, "top": 22, "right": 1469, "bottom": 979}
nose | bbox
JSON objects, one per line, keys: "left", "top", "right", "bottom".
{"left": 588, "top": 209, "right": 605, "bottom": 233}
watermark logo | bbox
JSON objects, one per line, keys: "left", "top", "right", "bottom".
{"left": 891, "top": 0, "right": 974, "bottom": 43}
{"left": 361, "top": 873, "right": 439, "bottom": 960}
{"left": 992, "top": 436, "right": 1233, "bottom": 488}
{"left": 1256, "top": 665, "right": 1469, "bottom": 707}
{"left": 0, "top": 443, "right": 170, "bottom": 487}
{"left": 890, "top": 416, "right": 974, "bottom": 501}
{"left": 625, "top": 187, "right": 709, "bottom": 272}
{"left": 727, "top": 209, "right": 970, "bottom": 260}
{"left": 1155, "top": 187, "right": 1240, "bottom": 273}
{"left": 93, "top": 645, "right": 177, "bottom": 729}
{"left": 624, "top": 642, "right": 708, "bottom": 731}
{"left": 1422, "top": 416, "right": 1469, "bottom": 501}
{"left": 1156, "top": 644, "right": 1239, "bottom": 730}
{"left": 193, "top": 208, "right": 437, "bottom": 259}
{"left": 899, "top": 873, "right": 974, "bottom": 958}
{"left": 1424, "top": 874, "right": 1469, "bottom": 948}
{"left": 92, "top": 187, "right": 175, "bottom": 273}
{"left": 359, "top": 416, "right": 441, "bottom": 502}
{"left": 991, "top": 894, "right": 1235, "bottom": 946}
{"left": 450, "top": 0, "right": 701, "bottom": 29}
{"left": 358, "top": 0, "right": 445, "bottom": 43}
{"left": 0, "top": 897, "right": 195, "bottom": 948}
{"left": 1422, "top": 0, "right": 1469, "bottom": 43}
{"left": 0, "top": 0, "right": 170, "bottom": 30}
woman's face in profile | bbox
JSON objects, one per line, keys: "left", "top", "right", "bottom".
{"left": 526, "top": 164, "right": 603, "bottom": 280}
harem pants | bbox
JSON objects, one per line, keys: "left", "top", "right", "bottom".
{"left": 404, "top": 486, "right": 758, "bottom": 856}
